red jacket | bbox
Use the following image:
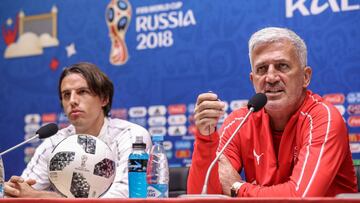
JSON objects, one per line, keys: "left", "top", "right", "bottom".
{"left": 188, "top": 91, "right": 357, "bottom": 197}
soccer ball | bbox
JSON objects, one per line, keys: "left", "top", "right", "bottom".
{"left": 48, "top": 134, "right": 116, "bottom": 198}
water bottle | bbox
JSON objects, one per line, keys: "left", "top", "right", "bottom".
{"left": 128, "top": 136, "right": 148, "bottom": 198}
{"left": 0, "top": 155, "right": 4, "bottom": 198}
{"left": 146, "top": 135, "right": 169, "bottom": 198}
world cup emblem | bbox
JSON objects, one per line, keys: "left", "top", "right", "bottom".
{"left": 106, "top": 0, "right": 132, "bottom": 66}
{"left": 81, "top": 155, "right": 88, "bottom": 168}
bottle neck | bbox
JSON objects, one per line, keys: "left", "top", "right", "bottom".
{"left": 133, "top": 147, "right": 146, "bottom": 152}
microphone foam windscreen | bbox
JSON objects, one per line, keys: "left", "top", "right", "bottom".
{"left": 247, "top": 93, "right": 267, "bottom": 112}
{"left": 36, "top": 123, "right": 59, "bottom": 139}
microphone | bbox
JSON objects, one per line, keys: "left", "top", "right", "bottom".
{"left": 35, "top": 123, "right": 59, "bottom": 139}
{"left": 180, "top": 93, "right": 267, "bottom": 198}
{"left": 0, "top": 123, "right": 58, "bottom": 156}
{"left": 247, "top": 93, "right": 267, "bottom": 112}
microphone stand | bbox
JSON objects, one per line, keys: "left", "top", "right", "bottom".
{"left": 201, "top": 106, "right": 254, "bottom": 195}
{"left": 180, "top": 107, "right": 255, "bottom": 198}
{"left": 0, "top": 122, "right": 58, "bottom": 197}
{"left": 0, "top": 134, "right": 40, "bottom": 193}
{"left": 0, "top": 134, "right": 39, "bottom": 156}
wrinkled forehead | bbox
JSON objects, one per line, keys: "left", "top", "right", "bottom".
{"left": 250, "top": 40, "right": 302, "bottom": 70}
{"left": 251, "top": 38, "right": 295, "bottom": 54}
{"left": 252, "top": 40, "right": 297, "bottom": 59}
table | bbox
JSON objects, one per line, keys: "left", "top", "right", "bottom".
{"left": 1, "top": 198, "right": 360, "bottom": 203}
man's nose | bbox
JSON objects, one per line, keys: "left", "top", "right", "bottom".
{"left": 265, "top": 65, "right": 279, "bottom": 83}
{"left": 69, "top": 92, "right": 78, "bottom": 105}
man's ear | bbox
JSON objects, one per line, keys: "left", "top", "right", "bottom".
{"left": 303, "top": 66, "right": 312, "bottom": 88}
{"left": 102, "top": 97, "right": 109, "bottom": 107}
{"left": 250, "top": 71, "right": 253, "bottom": 82}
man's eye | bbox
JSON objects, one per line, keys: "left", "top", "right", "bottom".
{"left": 278, "top": 63, "right": 289, "bottom": 71}
{"left": 79, "top": 90, "right": 88, "bottom": 95}
{"left": 256, "top": 66, "right": 267, "bottom": 75}
{"left": 62, "top": 92, "right": 70, "bottom": 99}
{"left": 78, "top": 89, "right": 91, "bottom": 95}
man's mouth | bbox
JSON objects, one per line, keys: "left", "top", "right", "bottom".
{"left": 265, "top": 89, "right": 284, "bottom": 93}
{"left": 70, "top": 110, "right": 83, "bottom": 116}
{"left": 264, "top": 89, "right": 285, "bottom": 97}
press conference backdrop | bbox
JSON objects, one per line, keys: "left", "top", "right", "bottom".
{"left": 0, "top": 0, "right": 359, "bottom": 179}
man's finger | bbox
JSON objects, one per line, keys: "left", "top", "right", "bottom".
{"left": 26, "top": 179, "right": 36, "bottom": 186}
{"left": 5, "top": 181, "right": 17, "bottom": 188}
{"left": 194, "top": 109, "right": 224, "bottom": 121}
{"left": 9, "top": 176, "right": 24, "bottom": 183}
{"left": 196, "top": 93, "right": 219, "bottom": 106}
{"left": 4, "top": 184, "right": 20, "bottom": 197}
{"left": 195, "top": 100, "right": 225, "bottom": 113}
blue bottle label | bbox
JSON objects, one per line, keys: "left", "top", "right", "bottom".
{"left": 128, "top": 172, "right": 147, "bottom": 198}
{"left": 147, "top": 184, "right": 168, "bottom": 198}
{"left": 128, "top": 159, "right": 148, "bottom": 172}
{"left": 128, "top": 158, "right": 148, "bottom": 198}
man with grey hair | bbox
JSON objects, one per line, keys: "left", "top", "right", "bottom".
{"left": 187, "top": 27, "right": 357, "bottom": 197}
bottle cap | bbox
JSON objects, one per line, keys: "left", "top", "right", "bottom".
{"left": 132, "top": 136, "right": 146, "bottom": 149}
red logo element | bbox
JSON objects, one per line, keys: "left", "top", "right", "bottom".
{"left": 323, "top": 93, "right": 345, "bottom": 104}
{"left": 50, "top": 57, "right": 59, "bottom": 71}
{"left": 24, "top": 147, "right": 36, "bottom": 156}
{"left": 111, "top": 108, "right": 128, "bottom": 119}
{"left": 348, "top": 116, "right": 360, "bottom": 127}
{"left": 2, "top": 15, "right": 18, "bottom": 45}
{"left": 349, "top": 134, "right": 360, "bottom": 142}
{"left": 106, "top": 0, "right": 132, "bottom": 65}
{"left": 58, "top": 122, "right": 70, "bottom": 129}
{"left": 348, "top": 104, "right": 360, "bottom": 115}
{"left": 188, "top": 125, "right": 196, "bottom": 135}
{"left": 168, "top": 104, "right": 186, "bottom": 115}
{"left": 42, "top": 113, "right": 57, "bottom": 123}
{"left": 175, "top": 149, "right": 191, "bottom": 158}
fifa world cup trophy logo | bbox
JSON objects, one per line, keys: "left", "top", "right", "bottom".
{"left": 106, "top": 0, "right": 132, "bottom": 66}
{"left": 81, "top": 155, "right": 88, "bottom": 168}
